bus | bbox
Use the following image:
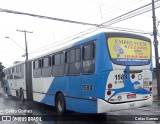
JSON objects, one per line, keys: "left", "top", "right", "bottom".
{"left": 3, "top": 32, "right": 153, "bottom": 113}
{"left": 3, "top": 62, "right": 26, "bottom": 101}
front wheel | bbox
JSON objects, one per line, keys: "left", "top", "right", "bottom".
{"left": 55, "top": 93, "right": 66, "bottom": 114}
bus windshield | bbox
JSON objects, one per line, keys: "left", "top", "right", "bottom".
{"left": 107, "top": 37, "right": 151, "bottom": 66}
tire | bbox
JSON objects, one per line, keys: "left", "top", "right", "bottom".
{"left": 20, "top": 89, "right": 24, "bottom": 102}
{"left": 16, "top": 90, "right": 19, "bottom": 97}
{"left": 5, "top": 87, "right": 9, "bottom": 96}
{"left": 56, "top": 93, "right": 66, "bottom": 114}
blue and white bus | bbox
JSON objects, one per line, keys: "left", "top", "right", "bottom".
{"left": 3, "top": 62, "right": 26, "bottom": 101}
{"left": 3, "top": 32, "right": 153, "bottom": 113}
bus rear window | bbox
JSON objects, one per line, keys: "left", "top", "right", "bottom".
{"left": 107, "top": 37, "right": 151, "bottom": 66}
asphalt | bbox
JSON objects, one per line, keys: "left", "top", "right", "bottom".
{"left": 0, "top": 87, "right": 160, "bottom": 124}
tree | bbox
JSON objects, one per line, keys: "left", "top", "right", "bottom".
{"left": 0, "top": 62, "right": 5, "bottom": 71}
{"left": 0, "top": 62, "right": 5, "bottom": 81}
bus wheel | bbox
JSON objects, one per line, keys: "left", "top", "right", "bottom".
{"left": 56, "top": 93, "right": 66, "bottom": 114}
{"left": 20, "top": 88, "right": 24, "bottom": 102}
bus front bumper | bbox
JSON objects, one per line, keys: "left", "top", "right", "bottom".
{"left": 97, "top": 97, "right": 153, "bottom": 113}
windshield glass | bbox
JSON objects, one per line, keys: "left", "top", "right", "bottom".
{"left": 108, "top": 37, "right": 151, "bottom": 66}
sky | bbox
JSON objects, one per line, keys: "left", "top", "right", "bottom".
{"left": 0, "top": 0, "right": 159, "bottom": 67}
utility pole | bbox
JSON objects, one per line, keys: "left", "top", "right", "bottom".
{"left": 17, "top": 29, "right": 33, "bottom": 100}
{"left": 17, "top": 29, "right": 33, "bottom": 61}
{"left": 152, "top": 0, "right": 160, "bottom": 97}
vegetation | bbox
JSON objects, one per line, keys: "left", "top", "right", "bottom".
{"left": 0, "top": 62, "right": 5, "bottom": 81}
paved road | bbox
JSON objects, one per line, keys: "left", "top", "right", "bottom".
{"left": 0, "top": 89, "right": 160, "bottom": 124}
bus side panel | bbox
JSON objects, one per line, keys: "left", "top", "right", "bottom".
{"left": 97, "top": 72, "right": 110, "bottom": 99}
{"left": 40, "top": 76, "right": 82, "bottom": 108}
{"left": 96, "top": 33, "right": 113, "bottom": 99}
{"left": 40, "top": 74, "right": 98, "bottom": 113}
{"left": 66, "top": 97, "right": 97, "bottom": 113}
{"left": 32, "top": 77, "right": 53, "bottom": 103}
{"left": 41, "top": 94, "right": 55, "bottom": 106}
{"left": 81, "top": 74, "right": 97, "bottom": 98}
{"left": 96, "top": 33, "right": 113, "bottom": 72}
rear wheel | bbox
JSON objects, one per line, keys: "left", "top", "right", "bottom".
{"left": 20, "top": 88, "right": 24, "bottom": 102}
{"left": 56, "top": 93, "right": 66, "bottom": 114}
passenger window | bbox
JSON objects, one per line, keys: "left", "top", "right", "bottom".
{"left": 42, "top": 56, "right": 52, "bottom": 77}
{"left": 34, "top": 60, "right": 39, "bottom": 69}
{"left": 55, "top": 54, "right": 61, "bottom": 65}
{"left": 61, "top": 53, "right": 65, "bottom": 64}
{"left": 82, "top": 43, "right": 95, "bottom": 74}
{"left": 65, "top": 47, "right": 81, "bottom": 75}
{"left": 38, "top": 59, "right": 42, "bottom": 68}
{"left": 83, "top": 44, "right": 94, "bottom": 60}
{"left": 33, "top": 59, "right": 42, "bottom": 78}
{"left": 52, "top": 52, "right": 65, "bottom": 76}
{"left": 70, "top": 49, "right": 75, "bottom": 63}
{"left": 43, "top": 57, "right": 51, "bottom": 67}
{"left": 75, "top": 48, "right": 81, "bottom": 62}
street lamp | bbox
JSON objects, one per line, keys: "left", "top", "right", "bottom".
{"left": 5, "top": 36, "right": 25, "bottom": 51}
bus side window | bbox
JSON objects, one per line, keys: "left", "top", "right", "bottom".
{"left": 43, "top": 56, "right": 51, "bottom": 68}
{"left": 33, "top": 61, "right": 35, "bottom": 69}
{"left": 52, "top": 53, "right": 64, "bottom": 76}
{"left": 10, "top": 68, "right": 14, "bottom": 79}
{"left": 82, "top": 43, "right": 95, "bottom": 74}
{"left": 33, "top": 59, "right": 42, "bottom": 78}
{"left": 42, "top": 56, "right": 52, "bottom": 77}
{"left": 65, "top": 47, "right": 81, "bottom": 75}
{"left": 38, "top": 59, "right": 42, "bottom": 68}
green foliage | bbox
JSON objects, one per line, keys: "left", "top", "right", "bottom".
{"left": 0, "top": 62, "right": 5, "bottom": 80}
{"left": 0, "top": 62, "right": 5, "bottom": 72}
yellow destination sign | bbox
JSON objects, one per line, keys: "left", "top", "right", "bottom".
{"left": 108, "top": 37, "right": 151, "bottom": 60}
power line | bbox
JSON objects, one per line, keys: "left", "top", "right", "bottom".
{"left": 29, "top": 13, "right": 155, "bottom": 53}
{"left": 29, "top": 2, "right": 158, "bottom": 54}
{"left": 29, "top": 25, "right": 151, "bottom": 54}
{"left": 0, "top": 1, "right": 159, "bottom": 54}
{"left": 29, "top": 27, "right": 96, "bottom": 53}
{"left": 0, "top": 1, "right": 159, "bottom": 29}
{"left": 104, "top": 25, "right": 151, "bottom": 35}
{"left": 102, "top": 0, "right": 160, "bottom": 26}
{"left": 29, "top": 27, "right": 100, "bottom": 54}
{"left": 101, "top": 0, "right": 144, "bottom": 19}
{"left": 0, "top": 8, "right": 100, "bottom": 27}
{"left": 106, "top": 4, "right": 160, "bottom": 25}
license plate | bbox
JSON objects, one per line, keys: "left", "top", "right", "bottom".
{"left": 127, "top": 94, "right": 136, "bottom": 99}
{"left": 134, "top": 84, "right": 142, "bottom": 89}
{"left": 129, "top": 103, "right": 135, "bottom": 108}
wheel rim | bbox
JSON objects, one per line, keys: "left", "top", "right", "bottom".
{"left": 58, "top": 97, "right": 64, "bottom": 112}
